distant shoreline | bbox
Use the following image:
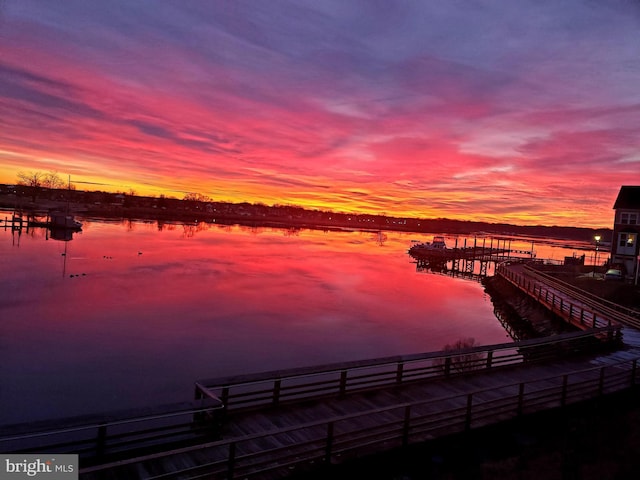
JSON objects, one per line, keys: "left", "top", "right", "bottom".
{"left": 0, "top": 187, "right": 609, "bottom": 243}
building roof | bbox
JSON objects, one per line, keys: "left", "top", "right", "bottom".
{"left": 613, "top": 186, "right": 640, "bottom": 209}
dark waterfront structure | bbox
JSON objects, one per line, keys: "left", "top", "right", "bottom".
{"left": 409, "top": 236, "right": 534, "bottom": 276}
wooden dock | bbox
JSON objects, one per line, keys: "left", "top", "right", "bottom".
{"left": 409, "top": 237, "right": 534, "bottom": 276}
{"left": 1, "top": 213, "right": 25, "bottom": 231}
{"left": 1, "top": 326, "right": 632, "bottom": 480}
{"left": 75, "top": 335, "right": 638, "bottom": 480}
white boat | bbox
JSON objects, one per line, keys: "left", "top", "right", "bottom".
{"left": 411, "top": 236, "right": 447, "bottom": 251}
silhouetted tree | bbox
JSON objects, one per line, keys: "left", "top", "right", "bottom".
{"left": 16, "top": 170, "right": 72, "bottom": 201}
{"left": 184, "top": 192, "right": 211, "bottom": 203}
{"left": 435, "top": 338, "right": 485, "bottom": 374}
{"left": 17, "top": 171, "right": 43, "bottom": 188}
{"left": 41, "top": 171, "right": 65, "bottom": 189}
{"left": 17, "top": 171, "right": 44, "bottom": 201}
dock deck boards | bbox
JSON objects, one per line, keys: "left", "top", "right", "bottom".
{"left": 79, "top": 340, "right": 640, "bottom": 479}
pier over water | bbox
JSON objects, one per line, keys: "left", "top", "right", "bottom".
{"left": 409, "top": 235, "right": 535, "bottom": 276}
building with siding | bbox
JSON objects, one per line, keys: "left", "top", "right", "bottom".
{"left": 611, "top": 186, "right": 640, "bottom": 279}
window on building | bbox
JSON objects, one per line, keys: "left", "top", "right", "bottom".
{"left": 620, "top": 212, "right": 638, "bottom": 225}
{"left": 618, "top": 233, "right": 637, "bottom": 254}
{"left": 620, "top": 233, "right": 628, "bottom": 247}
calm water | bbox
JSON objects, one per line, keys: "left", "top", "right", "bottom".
{"left": 0, "top": 218, "right": 590, "bottom": 425}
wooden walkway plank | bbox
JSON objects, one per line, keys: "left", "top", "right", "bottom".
{"left": 74, "top": 353, "right": 637, "bottom": 479}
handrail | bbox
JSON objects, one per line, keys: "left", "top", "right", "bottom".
{"left": 80, "top": 356, "right": 640, "bottom": 479}
{"left": 0, "top": 403, "right": 225, "bottom": 462}
{"left": 496, "top": 263, "right": 639, "bottom": 329}
{"left": 195, "top": 326, "right": 621, "bottom": 412}
{"left": 1, "top": 328, "right": 620, "bottom": 463}
{"left": 0, "top": 405, "right": 221, "bottom": 443}
{"left": 498, "top": 263, "right": 605, "bottom": 328}
{"left": 524, "top": 264, "right": 640, "bottom": 322}
{"left": 198, "top": 328, "right": 615, "bottom": 386}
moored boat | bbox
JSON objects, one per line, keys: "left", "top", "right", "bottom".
{"left": 49, "top": 210, "right": 82, "bottom": 230}
{"left": 410, "top": 235, "right": 447, "bottom": 251}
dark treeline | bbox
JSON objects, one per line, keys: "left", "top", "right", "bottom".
{"left": 0, "top": 183, "right": 610, "bottom": 243}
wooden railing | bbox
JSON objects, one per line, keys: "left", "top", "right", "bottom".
{"left": 195, "top": 327, "right": 622, "bottom": 413}
{"left": 523, "top": 264, "right": 640, "bottom": 327}
{"left": 0, "top": 402, "right": 224, "bottom": 464}
{"left": 80, "top": 356, "right": 640, "bottom": 480}
{"left": 496, "top": 263, "right": 637, "bottom": 329}
{"left": 0, "top": 329, "right": 619, "bottom": 466}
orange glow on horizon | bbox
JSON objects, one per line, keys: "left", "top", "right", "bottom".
{"left": 0, "top": 157, "right": 616, "bottom": 229}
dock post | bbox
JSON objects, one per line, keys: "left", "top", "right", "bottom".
{"left": 517, "top": 383, "right": 525, "bottom": 416}
{"left": 273, "top": 379, "right": 281, "bottom": 406}
{"left": 598, "top": 367, "right": 605, "bottom": 396}
{"left": 339, "top": 370, "right": 348, "bottom": 396}
{"left": 465, "top": 394, "right": 473, "bottom": 430}
{"left": 402, "top": 405, "right": 411, "bottom": 447}
{"left": 325, "top": 422, "right": 334, "bottom": 464}
{"left": 96, "top": 425, "right": 107, "bottom": 458}
{"left": 396, "top": 362, "right": 404, "bottom": 384}
{"left": 559, "top": 298, "right": 563, "bottom": 315}
{"left": 480, "top": 260, "right": 487, "bottom": 277}
{"left": 444, "top": 357, "right": 451, "bottom": 377}
{"left": 227, "top": 442, "right": 236, "bottom": 480}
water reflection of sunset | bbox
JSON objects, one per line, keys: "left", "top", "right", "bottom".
{"left": 1, "top": 222, "right": 516, "bottom": 424}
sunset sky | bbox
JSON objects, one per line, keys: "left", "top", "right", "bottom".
{"left": 1, "top": 0, "right": 639, "bottom": 228}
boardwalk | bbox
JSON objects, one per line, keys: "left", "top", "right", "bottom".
{"left": 74, "top": 344, "right": 640, "bottom": 479}
{"left": 65, "top": 327, "right": 636, "bottom": 479}
{"left": 497, "top": 262, "right": 640, "bottom": 330}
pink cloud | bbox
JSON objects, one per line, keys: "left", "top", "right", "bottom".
{"left": 1, "top": 1, "right": 639, "bottom": 228}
